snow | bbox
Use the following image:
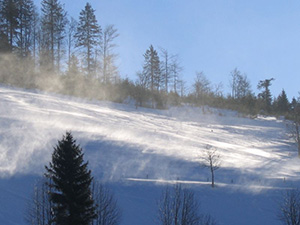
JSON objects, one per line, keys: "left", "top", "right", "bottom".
{"left": 0, "top": 85, "right": 299, "bottom": 224}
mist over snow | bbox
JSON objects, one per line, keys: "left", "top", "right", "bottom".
{"left": 1, "top": 85, "right": 300, "bottom": 225}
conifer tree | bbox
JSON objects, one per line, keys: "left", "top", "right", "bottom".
{"left": 75, "top": 2, "right": 100, "bottom": 77}
{"left": 45, "top": 132, "right": 96, "bottom": 225}
{"left": 142, "top": 45, "right": 161, "bottom": 92}
{"left": 257, "top": 78, "right": 274, "bottom": 113}
{"left": 275, "top": 89, "right": 289, "bottom": 114}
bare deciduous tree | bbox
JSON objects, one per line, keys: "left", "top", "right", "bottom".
{"left": 159, "top": 48, "right": 173, "bottom": 93}
{"left": 26, "top": 178, "right": 121, "bottom": 225}
{"left": 278, "top": 189, "right": 300, "bottom": 225}
{"left": 92, "top": 182, "right": 122, "bottom": 225}
{"left": 229, "top": 68, "right": 252, "bottom": 100}
{"left": 193, "top": 72, "right": 211, "bottom": 103}
{"left": 170, "top": 58, "right": 183, "bottom": 95}
{"left": 202, "top": 145, "right": 220, "bottom": 188}
{"left": 158, "top": 184, "right": 217, "bottom": 225}
{"left": 99, "top": 25, "right": 119, "bottom": 84}
{"left": 159, "top": 49, "right": 182, "bottom": 94}
{"left": 66, "top": 17, "right": 77, "bottom": 70}
{"left": 25, "top": 178, "right": 53, "bottom": 225}
{"left": 213, "top": 82, "right": 223, "bottom": 97}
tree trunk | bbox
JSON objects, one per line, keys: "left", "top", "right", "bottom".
{"left": 211, "top": 168, "right": 215, "bottom": 188}
{"left": 298, "top": 140, "right": 300, "bottom": 158}
{"left": 296, "top": 124, "right": 300, "bottom": 158}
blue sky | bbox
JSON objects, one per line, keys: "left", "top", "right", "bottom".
{"left": 34, "top": 0, "right": 300, "bottom": 99}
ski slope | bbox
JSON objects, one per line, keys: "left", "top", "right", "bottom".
{"left": 0, "top": 85, "right": 299, "bottom": 225}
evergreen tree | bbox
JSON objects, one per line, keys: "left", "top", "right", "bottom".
{"left": 291, "top": 97, "right": 298, "bottom": 112}
{"left": 141, "top": 45, "right": 161, "bottom": 92}
{"left": 45, "top": 132, "right": 96, "bottom": 225}
{"left": 257, "top": 78, "right": 274, "bottom": 113}
{"left": 75, "top": 2, "right": 100, "bottom": 77}
{"left": 274, "top": 89, "right": 289, "bottom": 114}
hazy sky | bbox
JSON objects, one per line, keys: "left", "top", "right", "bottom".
{"left": 34, "top": 0, "right": 300, "bottom": 99}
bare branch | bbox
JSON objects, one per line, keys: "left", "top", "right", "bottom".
{"left": 201, "top": 145, "right": 221, "bottom": 188}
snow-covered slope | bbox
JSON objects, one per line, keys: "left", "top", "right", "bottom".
{"left": 0, "top": 85, "right": 299, "bottom": 225}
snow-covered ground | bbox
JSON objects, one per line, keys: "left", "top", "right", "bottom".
{"left": 0, "top": 85, "right": 299, "bottom": 224}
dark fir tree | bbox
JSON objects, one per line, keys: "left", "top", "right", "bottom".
{"left": 142, "top": 45, "right": 161, "bottom": 92}
{"left": 45, "top": 132, "right": 96, "bottom": 225}
{"left": 291, "top": 97, "right": 298, "bottom": 112}
{"left": 75, "top": 2, "right": 100, "bottom": 77}
{"left": 257, "top": 78, "right": 274, "bottom": 113}
{"left": 274, "top": 89, "right": 289, "bottom": 115}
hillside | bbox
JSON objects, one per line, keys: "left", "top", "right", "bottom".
{"left": 0, "top": 85, "right": 299, "bottom": 225}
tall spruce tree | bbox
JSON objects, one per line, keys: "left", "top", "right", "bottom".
{"left": 45, "top": 132, "right": 96, "bottom": 225}
{"left": 142, "top": 45, "right": 161, "bottom": 92}
{"left": 75, "top": 2, "right": 100, "bottom": 77}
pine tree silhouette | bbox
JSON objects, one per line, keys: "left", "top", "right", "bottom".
{"left": 45, "top": 131, "right": 96, "bottom": 225}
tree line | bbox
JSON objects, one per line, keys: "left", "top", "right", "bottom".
{"left": 1, "top": 0, "right": 300, "bottom": 117}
